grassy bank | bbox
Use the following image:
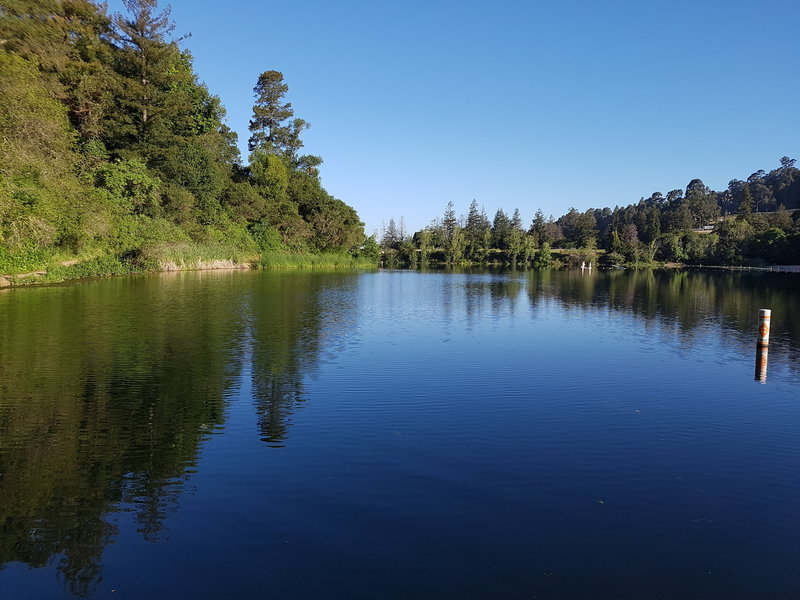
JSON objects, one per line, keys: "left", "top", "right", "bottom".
{"left": 0, "top": 244, "right": 377, "bottom": 288}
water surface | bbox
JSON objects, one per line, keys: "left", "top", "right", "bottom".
{"left": 1, "top": 268, "right": 799, "bottom": 599}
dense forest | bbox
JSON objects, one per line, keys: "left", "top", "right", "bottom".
{"left": 381, "top": 157, "right": 800, "bottom": 268}
{"left": 0, "top": 0, "right": 375, "bottom": 282}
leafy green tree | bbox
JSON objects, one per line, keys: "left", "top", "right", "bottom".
{"left": 250, "top": 149, "right": 289, "bottom": 200}
{"left": 221, "top": 181, "right": 267, "bottom": 223}
{"left": 94, "top": 158, "right": 161, "bottom": 216}
{"left": 153, "top": 139, "right": 228, "bottom": 225}
{"left": 302, "top": 195, "right": 363, "bottom": 253}
{"left": 684, "top": 179, "right": 720, "bottom": 227}
{"left": 505, "top": 209, "right": 526, "bottom": 264}
{"left": 532, "top": 242, "right": 552, "bottom": 268}
{"left": 354, "top": 234, "right": 380, "bottom": 263}
{"left": 749, "top": 228, "right": 788, "bottom": 263}
{"left": 0, "top": 0, "right": 117, "bottom": 139}
{"left": 0, "top": 50, "right": 83, "bottom": 251}
{"left": 416, "top": 228, "right": 433, "bottom": 264}
{"left": 445, "top": 225, "right": 465, "bottom": 264}
{"left": 663, "top": 193, "right": 693, "bottom": 232}
{"left": 714, "top": 219, "right": 754, "bottom": 265}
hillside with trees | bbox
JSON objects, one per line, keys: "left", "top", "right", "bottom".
{"left": 2, "top": 2, "right": 796, "bottom": 282}
{"left": 381, "top": 157, "right": 800, "bottom": 269}
{"left": 0, "top": 0, "right": 375, "bottom": 284}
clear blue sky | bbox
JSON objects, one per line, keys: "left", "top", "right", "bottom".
{"left": 107, "top": 0, "right": 799, "bottom": 236}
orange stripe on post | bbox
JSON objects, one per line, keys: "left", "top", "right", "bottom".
{"left": 758, "top": 309, "right": 771, "bottom": 346}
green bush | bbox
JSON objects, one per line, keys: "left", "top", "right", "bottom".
{"left": 0, "top": 245, "right": 53, "bottom": 274}
{"left": 250, "top": 220, "right": 285, "bottom": 252}
{"left": 112, "top": 215, "right": 192, "bottom": 254}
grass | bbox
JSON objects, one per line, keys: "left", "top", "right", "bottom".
{"left": 144, "top": 242, "right": 258, "bottom": 269}
{"left": 0, "top": 246, "right": 54, "bottom": 275}
{"left": 1, "top": 244, "right": 376, "bottom": 287}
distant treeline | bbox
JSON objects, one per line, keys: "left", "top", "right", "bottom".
{"left": 0, "top": 0, "right": 374, "bottom": 279}
{"left": 381, "top": 157, "right": 800, "bottom": 268}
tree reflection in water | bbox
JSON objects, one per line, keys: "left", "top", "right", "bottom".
{"left": 0, "top": 268, "right": 798, "bottom": 595}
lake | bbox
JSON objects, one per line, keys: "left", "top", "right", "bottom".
{"left": 1, "top": 268, "right": 799, "bottom": 599}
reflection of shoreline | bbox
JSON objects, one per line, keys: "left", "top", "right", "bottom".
{"left": 0, "top": 269, "right": 362, "bottom": 595}
{"left": 684, "top": 265, "right": 800, "bottom": 274}
{"left": 520, "top": 268, "right": 800, "bottom": 378}
{"left": 0, "top": 271, "right": 248, "bottom": 594}
{"left": 249, "top": 272, "right": 360, "bottom": 447}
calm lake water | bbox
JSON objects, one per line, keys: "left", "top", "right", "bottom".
{"left": 1, "top": 268, "right": 799, "bottom": 599}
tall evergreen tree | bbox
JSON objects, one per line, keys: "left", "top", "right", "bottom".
{"left": 738, "top": 184, "right": 754, "bottom": 218}
{"left": 248, "top": 70, "right": 294, "bottom": 153}
{"left": 108, "top": 0, "right": 185, "bottom": 153}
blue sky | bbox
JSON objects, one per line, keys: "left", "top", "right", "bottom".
{"left": 106, "top": 0, "right": 799, "bottom": 236}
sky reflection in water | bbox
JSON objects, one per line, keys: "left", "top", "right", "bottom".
{"left": 0, "top": 268, "right": 799, "bottom": 599}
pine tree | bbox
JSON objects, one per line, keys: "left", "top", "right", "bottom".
{"left": 248, "top": 70, "right": 294, "bottom": 153}
{"left": 738, "top": 184, "right": 753, "bottom": 218}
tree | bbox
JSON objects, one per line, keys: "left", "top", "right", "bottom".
{"left": 506, "top": 209, "right": 526, "bottom": 265}
{"left": 0, "top": 0, "right": 117, "bottom": 139}
{"left": 445, "top": 225, "right": 465, "bottom": 264}
{"left": 417, "top": 228, "right": 433, "bottom": 264}
{"left": 492, "top": 209, "right": 511, "bottom": 249}
{"left": 381, "top": 218, "right": 400, "bottom": 250}
{"left": 249, "top": 149, "right": 288, "bottom": 201}
{"left": 558, "top": 208, "right": 596, "bottom": 248}
{"left": 714, "top": 219, "right": 754, "bottom": 265}
{"left": 442, "top": 201, "right": 458, "bottom": 240}
{"left": 532, "top": 242, "right": 552, "bottom": 268}
{"left": 529, "top": 209, "right": 546, "bottom": 246}
{"left": 248, "top": 70, "right": 294, "bottom": 154}
{"left": 464, "top": 200, "right": 491, "bottom": 261}
{"left": 738, "top": 184, "right": 753, "bottom": 218}
{"left": 684, "top": 179, "right": 720, "bottom": 228}
{"left": 751, "top": 180, "right": 775, "bottom": 212}
{"left": 109, "top": 0, "right": 186, "bottom": 154}
{"left": 0, "top": 50, "right": 82, "bottom": 250}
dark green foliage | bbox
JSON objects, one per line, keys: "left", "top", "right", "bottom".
{"left": 355, "top": 235, "right": 381, "bottom": 263}
{"left": 248, "top": 70, "right": 293, "bottom": 153}
{"left": 558, "top": 208, "right": 597, "bottom": 248}
{"left": 94, "top": 157, "right": 161, "bottom": 216}
{"left": 249, "top": 220, "right": 284, "bottom": 253}
{"left": 0, "top": 0, "right": 368, "bottom": 278}
{"left": 464, "top": 200, "right": 491, "bottom": 261}
{"left": 222, "top": 181, "right": 268, "bottom": 223}
{"left": 400, "top": 155, "right": 798, "bottom": 269}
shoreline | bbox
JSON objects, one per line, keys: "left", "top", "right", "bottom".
{"left": 0, "top": 260, "right": 257, "bottom": 289}
{"left": 4, "top": 260, "right": 798, "bottom": 290}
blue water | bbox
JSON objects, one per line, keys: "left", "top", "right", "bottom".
{"left": 1, "top": 269, "right": 799, "bottom": 598}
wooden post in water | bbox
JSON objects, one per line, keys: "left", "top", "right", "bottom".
{"left": 755, "top": 309, "right": 771, "bottom": 383}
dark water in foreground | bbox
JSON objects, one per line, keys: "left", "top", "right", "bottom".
{"left": 1, "top": 268, "right": 799, "bottom": 599}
